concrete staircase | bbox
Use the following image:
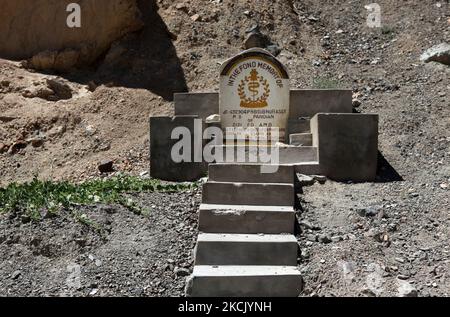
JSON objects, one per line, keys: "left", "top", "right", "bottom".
{"left": 186, "top": 164, "right": 302, "bottom": 297}
{"left": 287, "top": 117, "right": 320, "bottom": 174}
{"left": 287, "top": 117, "right": 312, "bottom": 146}
{"left": 290, "top": 133, "right": 312, "bottom": 146}
{"left": 287, "top": 117, "right": 311, "bottom": 137}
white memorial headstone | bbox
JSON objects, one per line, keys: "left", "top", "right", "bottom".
{"left": 219, "top": 48, "right": 290, "bottom": 143}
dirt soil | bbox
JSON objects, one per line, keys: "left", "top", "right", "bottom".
{"left": 0, "top": 0, "right": 449, "bottom": 296}
{"left": 0, "top": 188, "right": 201, "bottom": 296}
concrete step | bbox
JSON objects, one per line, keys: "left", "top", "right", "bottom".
{"left": 209, "top": 145, "right": 318, "bottom": 164}
{"left": 289, "top": 133, "right": 312, "bottom": 146}
{"left": 186, "top": 265, "right": 303, "bottom": 297}
{"left": 208, "top": 164, "right": 294, "bottom": 184}
{"left": 287, "top": 118, "right": 311, "bottom": 136}
{"left": 199, "top": 204, "right": 295, "bottom": 234}
{"left": 202, "top": 181, "right": 295, "bottom": 206}
{"left": 194, "top": 233, "right": 298, "bottom": 266}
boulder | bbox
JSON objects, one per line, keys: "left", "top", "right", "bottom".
{"left": 0, "top": 0, "right": 144, "bottom": 71}
{"left": 98, "top": 160, "right": 114, "bottom": 173}
{"left": 205, "top": 114, "right": 221, "bottom": 123}
{"left": 397, "top": 280, "right": 418, "bottom": 297}
{"left": 420, "top": 43, "right": 450, "bottom": 66}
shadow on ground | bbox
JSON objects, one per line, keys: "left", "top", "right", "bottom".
{"left": 61, "top": 0, "right": 187, "bottom": 101}
{"left": 376, "top": 151, "right": 403, "bottom": 182}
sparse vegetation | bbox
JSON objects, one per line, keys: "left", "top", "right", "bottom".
{"left": 0, "top": 175, "right": 196, "bottom": 220}
{"left": 73, "top": 211, "right": 103, "bottom": 232}
{"left": 312, "top": 76, "right": 342, "bottom": 89}
{"left": 381, "top": 25, "right": 395, "bottom": 35}
{"left": 380, "top": 25, "right": 396, "bottom": 40}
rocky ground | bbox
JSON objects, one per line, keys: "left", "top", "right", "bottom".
{"left": 299, "top": 179, "right": 449, "bottom": 297}
{"left": 0, "top": 0, "right": 449, "bottom": 296}
{"left": 0, "top": 188, "right": 201, "bottom": 297}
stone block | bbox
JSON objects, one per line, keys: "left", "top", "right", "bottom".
{"left": 202, "top": 182, "right": 295, "bottom": 206}
{"left": 199, "top": 204, "right": 295, "bottom": 234}
{"left": 311, "top": 113, "right": 378, "bottom": 181}
{"left": 186, "top": 265, "right": 303, "bottom": 297}
{"left": 290, "top": 89, "right": 352, "bottom": 118}
{"left": 194, "top": 233, "right": 298, "bottom": 266}
{"left": 174, "top": 92, "right": 219, "bottom": 120}
{"left": 294, "top": 162, "right": 322, "bottom": 175}
{"left": 149, "top": 116, "right": 206, "bottom": 181}
{"left": 208, "top": 164, "right": 294, "bottom": 184}
{"left": 289, "top": 133, "right": 312, "bottom": 146}
{"left": 287, "top": 118, "right": 311, "bottom": 135}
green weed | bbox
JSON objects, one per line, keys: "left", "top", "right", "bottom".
{"left": 0, "top": 175, "right": 196, "bottom": 220}
{"left": 312, "top": 76, "right": 342, "bottom": 89}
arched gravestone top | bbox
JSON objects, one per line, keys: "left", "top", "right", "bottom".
{"left": 220, "top": 48, "right": 289, "bottom": 79}
{"left": 219, "top": 48, "right": 290, "bottom": 142}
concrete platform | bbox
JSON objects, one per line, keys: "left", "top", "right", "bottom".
{"left": 194, "top": 233, "right": 298, "bottom": 265}
{"left": 186, "top": 265, "right": 303, "bottom": 297}
{"left": 210, "top": 145, "right": 318, "bottom": 164}
{"left": 208, "top": 164, "right": 294, "bottom": 184}
{"left": 202, "top": 181, "right": 295, "bottom": 206}
{"left": 199, "top": 204, "right": 295, "bottom": 234}
{"left": 289, "top": 133, "right": 312, "bottom": 146}
{"left": 173, "top": 89, "right": 352, "bottom": 122}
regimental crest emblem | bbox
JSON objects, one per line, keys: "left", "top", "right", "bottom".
{"left": 238, "top": 69, "right": 270, "bottom": 108}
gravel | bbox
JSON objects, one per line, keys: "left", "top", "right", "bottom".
{"left": 0, "top": 188, "right": 201, "bottom": 297}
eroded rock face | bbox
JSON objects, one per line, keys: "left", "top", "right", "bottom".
{"left": 0, "top": 0, "right": 143, "bottom": 71}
